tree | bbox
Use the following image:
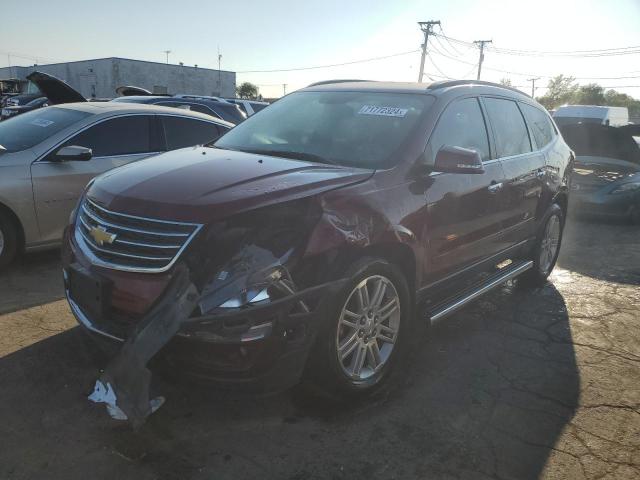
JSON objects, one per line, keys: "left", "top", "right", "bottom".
{"left": 573, "top": 83, "right": 605, "bottom": 105}
{"left": 236, "top": 82, "right": 259, "bottom": 99}
{"left": 537, "top": 75, "right": 578, "bottom": 110}
{"left": 499, "top": 77, "right": 513, "bottom": 87}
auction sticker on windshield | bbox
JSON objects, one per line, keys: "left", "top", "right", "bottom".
{"left": 30, "top": 118, "right": 55, "bottom": 127}
{"left": 358, "top": 105, "right": 408, "bottom": 117}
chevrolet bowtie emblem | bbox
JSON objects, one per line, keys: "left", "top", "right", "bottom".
{"left": 90, "top": 226, "right": 117, "bottom": 246}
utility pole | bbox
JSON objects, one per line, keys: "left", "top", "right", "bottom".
{"left": 527, "top": 77, "right": 540, "bottom": 97}
{"left": 473, "top": 40, "right": 492, "bottom": 80}
{"left": 283, "top": 84, "right": 287, "bottom": 96}
{"left": 163, "top": 50, "right": 171, "bottom": 64}
{"left": 417, "top": 20, "right": 440, "bottom": 83}
{"left": 217, "top": 47, "right": 222, "bottom": 96}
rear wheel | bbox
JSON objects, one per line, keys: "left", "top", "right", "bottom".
{"left": 309, "top": 257, "right": 411, "bottom": 396}
{"left": 0, "top": 212, "right": 18, "bottom": 270}
{"left": 519, "top": 203, "right": 564, "bottom": 288}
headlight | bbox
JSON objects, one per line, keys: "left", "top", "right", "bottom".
{"left": 197, "top": 245, "right": 309, "bottom": 315}
{"left": 610, "top": 182, "right": 640, "bottom": 194}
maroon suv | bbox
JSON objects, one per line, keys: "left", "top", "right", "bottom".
{"left": 63, "top": 80, "right": 572, "bottom": 409}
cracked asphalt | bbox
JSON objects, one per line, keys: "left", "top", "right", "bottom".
{"left": 0, "top": 217, "right": 638, "bottom": 480}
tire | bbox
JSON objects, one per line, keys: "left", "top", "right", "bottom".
{"left": 308, "top": 257, "right": 412, "bottom": 396}
{"left": 519, "top": 203, "right": 564, "bottom": 288}
{"left": 0, "top": 211, "right": 18, "bottom": 270}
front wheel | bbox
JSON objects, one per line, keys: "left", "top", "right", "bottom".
{"left": 309, "top": 257, "right": 411, "bottom": 396}
{"left": 519, "top": 203, "right": 564, "bottom": 288}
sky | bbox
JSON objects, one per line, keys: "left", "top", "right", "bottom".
{"left": 2, "top": 0, "right": 640, "bottom": 99}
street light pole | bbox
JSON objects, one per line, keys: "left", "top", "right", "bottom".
{"left": 163, "top": 50, "right": 171, "bottom": 64}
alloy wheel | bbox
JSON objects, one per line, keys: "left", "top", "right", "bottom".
{"left": 335, "top": 275, "right": 401, "bottom": 381}
{"left": 539, "top": 214, "right": 561, "bottom": 274}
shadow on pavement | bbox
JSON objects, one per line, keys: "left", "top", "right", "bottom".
{"left": 0, "top": 249, "right": 64, "bottom": 314}
{"left": 0, "top": 280, "right": 578, "bottom": 479}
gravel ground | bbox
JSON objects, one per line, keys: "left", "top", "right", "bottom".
{"left": 0, "top": 218, "right": 638, "bottom": 480}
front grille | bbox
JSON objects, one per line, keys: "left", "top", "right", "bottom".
{"left": 75, "top": 198, "right": 202, "bottom": 272}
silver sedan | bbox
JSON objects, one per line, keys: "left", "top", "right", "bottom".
{"left": 0, "top": 102, "right": 231, "bottom": 268}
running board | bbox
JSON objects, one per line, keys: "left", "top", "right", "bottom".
{"left": 427, "top": 260, "right": 533, "bottom": 325}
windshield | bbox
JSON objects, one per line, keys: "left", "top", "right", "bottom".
{"left": 559, "top": 123, "right": 640, "bottom": 164}
{"left": 0, "top": 107, "right": 91, "bottom": 153}
{"left": 25, "top": 81, "right": 42, "bottom": 95}
{"left": 215, "top": 91, "right": 433, "bottom": 169}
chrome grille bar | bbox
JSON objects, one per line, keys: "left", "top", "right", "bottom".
{"left": 74, "top": 197, "right": 202, "bottom": 273}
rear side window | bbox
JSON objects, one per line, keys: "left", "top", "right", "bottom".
{"left": 483, "top": 98, "right": 531, "bottom": 157}
{"left": 426, "top": 97, "right": 490, "bottom": 162}
{"left": 521, "top": 103, "right": 555, "bottom": 149}
{"left": 251, "top": 103, "right": 268, "bottom": 113}
{"left": 161, "top": 116, "right": 222, "bottom": 150}
{"left": 63, "top": 115, "right": 152, "bottom": 157}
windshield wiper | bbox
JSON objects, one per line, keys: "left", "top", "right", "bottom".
{"left": 241, "top": 148, "right": 337, "bottom": 165}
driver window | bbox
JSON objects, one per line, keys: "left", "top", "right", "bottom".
{"left": 59, "top": 116, "right": 152, "bottom": 157}
{"left": 425, "top": 97, "right": 490, "bottom": 164}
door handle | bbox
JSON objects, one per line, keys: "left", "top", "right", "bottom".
{"left": 488, "top": 182, "right": 503, "bottom": 193}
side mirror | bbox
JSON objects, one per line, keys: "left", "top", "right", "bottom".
{"left": 53, "top": 145, "right": 92, "bottom": 162}
{"left": 433, "top": 145, "right": 484, "bottom": 174}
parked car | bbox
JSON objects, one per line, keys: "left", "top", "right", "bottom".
{"left": 4, "top": 70, "right": 87, "bottom": 109}
{"left": 553, "top": 105, "right": 629, "bottom": 127}
{"left": 63, "top": 80, "right": 572, "bottom": 399}
{"left": 112, "top": 95, "right": 247, "bottom": 124}
{"left": 225, "top": 98, "right": 270, "bottom": 116}
{"left": 0, "top": 102, "right": 232, "bottom": 268}
{"left": 0, "top": 78, "right": 23, "bottom": 107}
{"left": 1, "top": 96, "right": 48, "bottom": 121}
{"left": 560, "top": 122, "right": 640, "bottom": 223}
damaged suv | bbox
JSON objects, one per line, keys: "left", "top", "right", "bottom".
{"left": 63, "top": 80, "right": 572, "bottom": 418}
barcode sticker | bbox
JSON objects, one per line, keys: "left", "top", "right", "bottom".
{"left": 358, "top": 105, "right": 408, "bottom": 117}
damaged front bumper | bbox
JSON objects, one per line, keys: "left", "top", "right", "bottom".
{"left": 66, "top": 268, "right": 340, "bottom": 393}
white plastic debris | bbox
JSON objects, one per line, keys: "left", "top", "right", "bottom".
{"left": 88, "top": 379, "right": 166, "bottom": 421}
{"left": 88, "top": 380, "right": 127, "bottom": 420}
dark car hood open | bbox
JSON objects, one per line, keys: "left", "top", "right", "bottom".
{"left": 573, "top": 155, "right": 640, "bottom": 190}
{"left": 26, "top": 71, "right": 86, "bottom": 105}
{"left": 115, "top": 85, "right": 153, "bottom": 96}
{"left": 88, "top": 147, "right": 374, "bottom": 223}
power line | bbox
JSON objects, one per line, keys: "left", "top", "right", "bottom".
{"left": 426, "top": 53, "right": 454, "bottom": 79}
{"left": 436, "top": 25, "right": 470, "bottom": 57}
{"left": 429, "top": 46, "right": 640, "bottom": 81}
{"left": 236, "top": 49, "right": 419, "bottom": 73}
{"left": 433, "top": 33, "right": 640, "bottom": 58}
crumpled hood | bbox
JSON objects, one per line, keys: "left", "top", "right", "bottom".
{"left": 88, "top": 147, "right": 374, "bottom": 223}
{"left": 572, "top": 155, "right": 640, "bottom": 192}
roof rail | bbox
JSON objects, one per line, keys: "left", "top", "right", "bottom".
{"left": 174, "top": 94, "right": 229, "bottom": 103}
{"left": 428, "top": 79, "right": 531, "bottom": 97}
{"left": 307, "top": 79, "right": 372, "bottom": 87}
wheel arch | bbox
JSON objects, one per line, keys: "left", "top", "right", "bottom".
{"left": 553, "top": 190, "right": 568, "bottom": 221}
{"left": 327, "top": 242, "right": 417, "bottom": 303}
{"left": 0, "top": 201, "right": 25, "bottom": 252}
